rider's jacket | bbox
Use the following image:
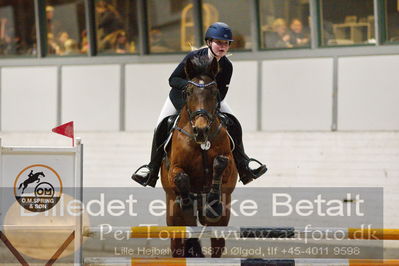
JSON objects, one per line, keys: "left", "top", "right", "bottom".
{"left": 168, "top": 47, "right": 233, "bottom": 110}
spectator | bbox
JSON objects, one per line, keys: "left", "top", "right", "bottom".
{"left": 149, "top": 28, "right": 173, "bottom": 52}
{"left": 0, "top": 17, "right": 19, "bottom": 55}
{"left": 229, "top": 31, "right": 246, "bottom": 49}
{"left": 64, "top": 38, "right": 79, "bottom": 55}
{"left": 57, "top": 31, "right": 78, "bottom": 55}
{"left": 46, "top": 5, "right": 61, "bottom": 37}
{"left": 288, "top": 18, "right": 309, "bottom": 47}
{"left": 113, "top": 30, "right": 130, "bottom": 53}
{"left": 96, "top": 0, "right": 123, "bottom": 50}
{"left": 101, "top": 29, "right": 131, "bottom": 54}
{"left": 265, "top": 18, "right": 293, "bottom": 48}
{"left": 80, "top": 29, "right": 89, "bottom": 54}
{"left": 47, "top": 32, "right": 61, "bottom": 55}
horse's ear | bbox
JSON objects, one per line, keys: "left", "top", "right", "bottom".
{"left": 185, "top": 57, "right": 195, "bottom": 79}
{"left": 209, "top": 57, "right": 219, "bottom": 78}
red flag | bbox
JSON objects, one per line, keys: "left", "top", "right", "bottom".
{"left": 52, "top": 121, "right": 74, "bottom": 146}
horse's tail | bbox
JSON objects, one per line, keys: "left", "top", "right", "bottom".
{"left": 38, "top": 172, "right": 45, "bottom": 177}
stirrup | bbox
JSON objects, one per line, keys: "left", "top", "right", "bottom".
{"left": 247, "top": 158, "right": 267, "bottom": 178}
{"left": 131, "top": 165, "right": 152, "bottom": 187}
{"left": 238, "top": 158, "right": 267, "bottom": 185}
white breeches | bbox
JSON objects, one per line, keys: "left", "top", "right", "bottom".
{"left": 156, "top": 97, "right": 234, "bottom": 126}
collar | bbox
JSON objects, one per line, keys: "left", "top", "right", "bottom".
{"left": 207, "top": 47, "right": 221, "bottom": 62}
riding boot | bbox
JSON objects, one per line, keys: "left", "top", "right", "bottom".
{"left": 131, "top": 116, "right": 174, "bottom": 187}
{"left": 221, "top": 113, "right": 267, "bottom": 185}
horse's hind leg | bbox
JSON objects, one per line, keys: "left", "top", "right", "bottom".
{"left": 173, "top": 172, "right": 205, "bottom": 257}
{"left": 21, "top": 184, "right": 27, "bottom": 194}
{"left": 211, "top": 238, "right": 225, "bottom": 258}
{"left": 206, "top": 193, "right": 232, "bottom": 258}
{"left": 165, "top": 192, "right": 185, "bottom": 257}
{"left": 205, "top": 155, "right": 228, "bottom": 222}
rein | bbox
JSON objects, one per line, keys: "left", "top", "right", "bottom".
{"left": 174, "top": 121, "right": 223, "bottom": 147}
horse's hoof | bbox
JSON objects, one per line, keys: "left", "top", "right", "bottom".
{"left": 184, "top": 238, "right": 204, "bottom": 257}
{"left": 205, "top": 193, "right": 223, "bottom": 222}
{"left": 174, "top": 173, "right": 191, "bottom": 194}
{"left": 180, "top": 196, "right": 194, "bottom": 213}
{"left": 205, "top": 203, "right": 223, "bottom": 222}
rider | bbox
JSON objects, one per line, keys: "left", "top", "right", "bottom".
{"left": 132, "top": 22, "right": 267, "bottom": 187}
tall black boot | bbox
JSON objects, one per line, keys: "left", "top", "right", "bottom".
{"left": 221, "top": 113, "right": 267, "bottom": 185}
{"left": 131, "top": 116, "right": 173, "bottom": 187}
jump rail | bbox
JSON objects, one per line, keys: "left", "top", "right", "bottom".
{"left": 83, "top": 226, "right": 399, "bottom": 240}
{"left": 83, "top": 258, "right": 399, "bottom": 266}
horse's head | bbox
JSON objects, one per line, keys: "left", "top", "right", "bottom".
{"left": 184, "top": 55, "right": 220, "bottom": 144}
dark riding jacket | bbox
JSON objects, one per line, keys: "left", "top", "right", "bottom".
{"left": 168, "top": 47, "right": 233, "bottom": 110}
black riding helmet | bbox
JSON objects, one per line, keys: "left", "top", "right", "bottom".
{"left": 205, "top": 22, "right": 234, "bottom": 42}
{"left": 205, "top": 22, "right": 233, "bottom": 57}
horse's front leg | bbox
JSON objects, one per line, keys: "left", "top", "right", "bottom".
{"left": 173, "top": 171, "right": 197, "bottom": 225}
{"left": 205, "top": 155, "right": 228, "bottom": 222}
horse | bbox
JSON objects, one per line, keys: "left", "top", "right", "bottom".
{"left": 161, "top": 55, "right": 238, "bottom": 258}
{"left": 18, "top": 171, "right": 45, "bottom": 194}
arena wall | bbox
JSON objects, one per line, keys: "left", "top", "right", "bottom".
{"left": 1, "top": 55, "right": 399, "bottom": 132}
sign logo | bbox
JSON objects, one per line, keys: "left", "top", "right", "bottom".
{"left": 14, "top": 164, "right": 63, "bottom": 212}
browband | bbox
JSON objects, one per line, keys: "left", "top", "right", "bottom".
{"left": 188, "top": 80, "right": 216, "bottom": 88}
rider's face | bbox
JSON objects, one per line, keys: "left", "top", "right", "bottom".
{"left": 209, "top": 39, "right": 230, "bottom": 59}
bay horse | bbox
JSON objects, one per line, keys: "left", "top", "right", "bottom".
{"left": 161, "top": 55, "right": 238, "bottom": 258}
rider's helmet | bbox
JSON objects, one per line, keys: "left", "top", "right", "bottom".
{"left": 204, "top": 22, "right": 234, "bottom": 42}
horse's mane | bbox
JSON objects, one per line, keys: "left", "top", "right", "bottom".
{"left": 185, "top": 54, "right": 220, "bottom": 80}
{"left": 187, "top": 56, "right": 211, "bottom": 77}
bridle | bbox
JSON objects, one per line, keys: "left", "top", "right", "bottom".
{"left": 185, "top": 80, "right": 219, "bottom": 128}
{"left": 174, "top": 79, "right": 222, "bottom": 150}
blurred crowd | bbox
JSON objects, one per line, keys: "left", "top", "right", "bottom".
{"left": 264, "top": 17, "right": 310, "bottom": 48}
{"left": 0, "top": 0, "right": 135, "bottom": 56}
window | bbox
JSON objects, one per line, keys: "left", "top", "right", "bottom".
{"left": 202, "top": 0, "right": 252, "bottom": 50}
{"left": 258, "top": 0, "right": 311, "bottom": 49}
{"left": 385, "top": 0, "right": 399, "bottom": 42}
{"left": 0, "top": 0, "right": 36, "bottom": 56}
{"left": 147, "top": 0, "right": 193, "bottom": 53}
{"left": 46, "top": 0, "right": 86, "bottom": 56}
{"left": 320, "top": 0, "right": 375, "bottom": 46}
{"left": 96, "top": 0, "right": 139, "bottom": 54}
